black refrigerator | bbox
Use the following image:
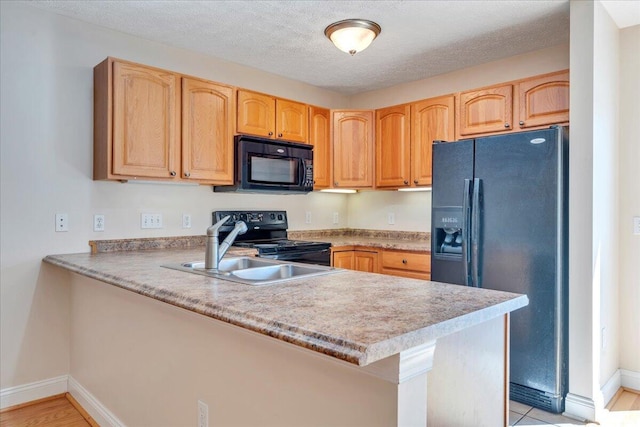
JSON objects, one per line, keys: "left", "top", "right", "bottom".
{"left": 431, "top": 126, "right": 568, "bottom": 413}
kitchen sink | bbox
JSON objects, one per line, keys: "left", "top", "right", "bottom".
{"left": 162, "top": 257, "right": 340, "bottom": 286}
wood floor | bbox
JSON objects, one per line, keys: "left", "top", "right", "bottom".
{"left": 0, "top": 393, "right": 96, "bottom": 427}
{"left": 1, "top": 388, "right": 638, "bottom": 426}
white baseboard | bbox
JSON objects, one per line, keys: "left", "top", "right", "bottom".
{"left": 0, "top": 375, "right": 68, "bottom": 409}
{"left": 602, "top": 369, "right": 622, "bottom": 407}
{"left": 564, "top": 393, "right": 595, "bottom": 422}
{"left": 620, "top": 369, "right": 640, "bottom": 391}
{"left": 68, "top": 376, "right": 125, "bottom": 427}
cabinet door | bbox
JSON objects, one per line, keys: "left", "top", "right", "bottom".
{"left": 411, "top": 96, "right": 455, "bottom": 186}
{"left": 354, "top": 250, "right": 379, "bottom": 273}
{"left": 237, "top": 90, "right": 275, "bottom": 138}
{"left": 376, "top": 105, "right": 411, "bottom": 188}
{"left": 276, "top": 99, "right": 308, "bottom": 143}
{"left": 458, "top": 84, "right": 513, "bottom": 137}
{"left": 112, "top": 61, "right": 180, "bottom": 178}
{"left": 332, "top": 251, "right": 354, "bottom": 269}
{"left": 517, "top": 71, "right": 569, "bottom": 129}
{"left": 309, "top": 106, "right": 331, "bottom": 189}
{"left": 332, "top": 110, "right": 375, "bottom": 188}
{"left": 182, "top": 78, "right": 234, "bottom": 184}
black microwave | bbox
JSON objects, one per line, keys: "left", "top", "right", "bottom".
{"left": 214, "top": 135, "right": 313, "bottom": 194}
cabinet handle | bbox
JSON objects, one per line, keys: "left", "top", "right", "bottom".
{"left": 170, "top": 171, "right": 176, "bottom": 177}
{"left": 278, "top": 133, "right": 283, "bottom": 138}
{"left": 403, "top": 180, "right": 409, "bottom": 185}
{"left": 504, "top": 123, "right": 510, "bottom": 128}
{"left": 184, "top": 172, "right": 190, "bottom": 178}
{"left": 268, "top": 131, "right": 274, "bottom": 136}
{"left": 402, "top": 259, "right": 408, "bottom": 264}
{"left": 414, "top": 179, "right": 419, "bottom": 184}
{"left": 519, "top": 121, "right": 525, "bottom": 126}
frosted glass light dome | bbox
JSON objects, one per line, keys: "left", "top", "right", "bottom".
{"left": 324, "top": 19, "right": 381, "bottom": 56}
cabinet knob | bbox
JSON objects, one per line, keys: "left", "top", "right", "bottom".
{"left": 414, "top": 179, "right": 419, "bottom": 184}
{"left": 313, "top": 180, "right": 316, "bottom": 184}
{"left": 519, "top": 121, "right": 525, "bottom": 126}
{"left": 504, "top": 123, "right": 510, "bottom": 128}
{"left": 184, "top": 172, "right": 190, "bottom": 178}
{"left": 403, "top": 180, "right": 409, "bottom": 185}
{"left": 268, "top": 131, "right": 274, "bottom": 136}
{"left": 278, "top": 133, "right": 283, "bottom": 138}
{"left": 334, "top": 182, "right": 339, "bottom": 186}
{"left": 402, "top": 259, "right": 408, "bottom": 264}
{"left": 170, "top": 171, "right": 176, "bottom": 177}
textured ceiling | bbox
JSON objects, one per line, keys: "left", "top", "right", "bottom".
{"left": 28, "top": 0, "right": 572, "bottom": 95}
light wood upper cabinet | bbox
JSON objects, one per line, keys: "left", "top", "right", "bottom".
{"left": 309, "top": 106, "right": 331, "bottom": 189}
{"left": 108, "top": 60, "right": 181, "bottom": 179}
{"left": 332, "top": 110, "right": 375, "bottom": 188}
{"left": 236, "top": 90, "right": 276, "bottom": 138}
{"left": 411, "top": 95, "right": 455, "bottom": 186}
{"left": 277, "top": 99, "right": 308, "bottom": 143}
{"left": 237, "top": 90, "right": 308, "bottom": 143}
{"left": 457, "top": 84, "right": 513, "bottom": 137}
{"left": 94, "top": 58, "right": 235, "bottom": 184}
{"left": 376, "top": 104, "right": 411, "bottom": 188}
{"left": 516, "top": 70, "right": 569, "bottom": 129}
{"left": 181, "top": 77, "right": 234, "bottom": 184}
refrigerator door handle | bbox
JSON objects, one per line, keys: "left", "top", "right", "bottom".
{"left": 471, "top": 178, "right": 482, "bottom": 287}
{"left": 462, "top": 179, "right": 472, "bottom": 286}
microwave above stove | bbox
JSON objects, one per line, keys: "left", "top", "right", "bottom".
{"left": 213, "top": 135, "right": 313, "bottom": 194}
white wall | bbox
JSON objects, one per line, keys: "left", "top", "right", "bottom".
{"left": 618, "top": 24, "right": 640, "bottom": 375}
{"left": 347, "top": 191, "right": 431, "bottom": 232}
{"left": 0, "top": 2, "right": 349, "bottom": 391}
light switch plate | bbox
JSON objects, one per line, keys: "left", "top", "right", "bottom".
{"left": 634, "top": 216, "right": 640, "bottom": 235}
{"left": 141, "top": 213, "right": 163, "bottom": 229}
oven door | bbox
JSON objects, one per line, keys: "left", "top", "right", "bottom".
{"left": 258, "top": 248, "right": 331, "bottom": 266}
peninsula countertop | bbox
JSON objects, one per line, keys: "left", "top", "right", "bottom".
{"left": 43, "top": 246, "right": 526, "bottom": 367}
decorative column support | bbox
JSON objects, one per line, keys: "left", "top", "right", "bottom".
{"left": 361, "top": 340, "right": 437, "bottom": 426}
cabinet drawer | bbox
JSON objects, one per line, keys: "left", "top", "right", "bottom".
{"left": 381, "top": 251, "right": 430, "bottom": 273}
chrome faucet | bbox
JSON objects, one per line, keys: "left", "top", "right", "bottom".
{"left": 205, "top": 216, "right": 248, "bottom": 270}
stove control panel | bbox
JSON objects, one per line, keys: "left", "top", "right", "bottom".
{"left": 213, "top": 210, "right": 288, "bottom": 232}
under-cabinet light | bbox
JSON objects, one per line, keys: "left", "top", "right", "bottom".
{"left": 319, "top": 189, "right": 358, "bottom": 194}
{"left": 120, "top": 180, "right": 199, "bottom": 186}
{"left": 397, "top": 187, "right": 432, "bottom": 192}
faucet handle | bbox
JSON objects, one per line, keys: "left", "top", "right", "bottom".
{"left": 207, "top": 215, "right": 231, "bottom": 236}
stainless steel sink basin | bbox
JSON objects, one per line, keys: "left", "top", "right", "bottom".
{"left": 162, "top": 257, "right": 339, "bottom": 286}
{"left": 181, "top": 257, "right": 275, "bottom": 272}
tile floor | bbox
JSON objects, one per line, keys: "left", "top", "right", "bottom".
{"left": 509, "top": 400, "right": 596, "bottom": 427}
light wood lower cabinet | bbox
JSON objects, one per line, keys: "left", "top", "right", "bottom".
{"left": 332, "top": 246, "right": 430, "bottom": 280}
{"left": 331, "top": 247, "right": 378, "bottom": 273}
{"left": 380, "top": 250, "right": 431, "bottom": 280}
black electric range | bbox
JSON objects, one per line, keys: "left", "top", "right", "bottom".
{"left": 213, "top": 211, "right": 331, "bottom": 266}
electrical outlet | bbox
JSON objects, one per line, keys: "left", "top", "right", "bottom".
{"left": 634, "top": 216, "right": 640, "bottom": 235}
{"left": 182, "top": 213, "right": 192, "bottom": 229}
{"left": 333, "top": 212, "right": 339, "bottom": 224}
{"left": 94, "top": 214, "right": 105, "bottom": 232}
{"left": 141, "top": 213, "right": 163, "bottom": 229}
{"left": 305, "top": 211, "right": 312, "bottom": 224}
{"left": 198, "top": 400, "right": 209, "bottom": 427}
{"left": 388, "top": 212, "right": 395, "bottom": 225}
{"left": 55, "top": 213, "right": 69, "bottom": 232}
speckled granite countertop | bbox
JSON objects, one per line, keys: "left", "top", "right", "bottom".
{"left": 44, "top": 246, "right": 526, "bottom": 367}
{"left": 288, "top": 229, "right": 430, "bottom": 252}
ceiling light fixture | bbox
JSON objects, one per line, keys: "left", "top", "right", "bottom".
{"left": 324, "top": 19, "right": 381, "bottom": 56}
